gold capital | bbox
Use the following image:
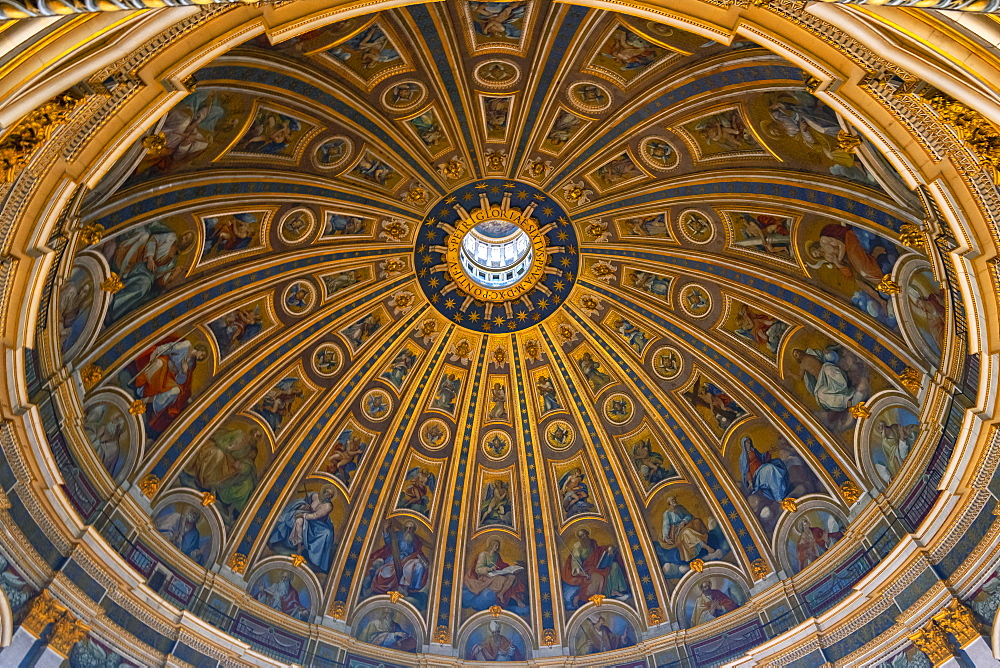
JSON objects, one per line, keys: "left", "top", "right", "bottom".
{"left": 21, "top": 590, "right": 65, "bottom": 638}
{"left": 100, "top": 272, "right": 124, "bottom": 293}
{"left": 933, "top": 599, "right": 982, "bottom": 648}
{"left": 141, "top": 132, "right": 167, "bottom": 155}
{"left": 899, "top": 223, "right": 925, "bottom": 249}
{"left": 542, "top": 628, "right": 556, "bottom": 645}
{"left": 910, "top": 620, "right": 956, "bottom": 666}
{"left": 48, "top": 616, "right": 90, "bottom": 658}
{"left": 647, "top": 607, "right": 664, "bottom": 625}
{"left": 837, "top": 130, "right": 862, "bottom": 154}
{"left": 435, "top": 624, "right": 451, "bottom": 643}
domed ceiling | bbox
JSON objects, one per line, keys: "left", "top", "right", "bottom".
{"left": 44, "top": 1, "right": 956, "bottom": 663}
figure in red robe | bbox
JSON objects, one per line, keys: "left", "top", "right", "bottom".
{"left": 690, "top": 580, "right": 739, "bottom": 626}
{"left": 127, "top": 336, "right": 208, "bottom": 437}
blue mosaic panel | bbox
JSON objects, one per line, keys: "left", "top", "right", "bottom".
{"left": 511, "top": 337, "right": 556, "bottom": 630}
{"left": 436, "top": 336, "right": 488, "bottom": 631}
{"left": 539, "top": 327, "right": 662, "bottom": 615}
{"left": 236, "top": 305, "right": 429, "bottom": 555}
{"left": 331, "top": 325, "right": 456, "bottom": 603}
{"left": 195, "top": 65, "right": 443, "bottom": 190}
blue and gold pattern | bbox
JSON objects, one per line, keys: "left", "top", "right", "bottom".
{"left": 29, "top": 2, "right": 964, "bottom": 665}
{"left": 415, "top": 179, "right": 579, "bottom": 333}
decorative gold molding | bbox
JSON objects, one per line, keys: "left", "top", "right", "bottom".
{"left": 434, "top": 624, "right": 450, "bottom": 643}
{"left": 226, "top": 552, "right": 248, "bottom": 574}
{"left": 137, "top": 474, "right": 159, "bottom": 498}
{"left": 0, "top": 93, "right": 81, "bottom": 182}
{"left": 0, "top": 0, "right": 260, "bottom": 19}
{"left": 849, "top": 402, "right": 871, "bottom": 419}
{"left": 926, "top": 93, "right": 1000, "bottom": 182}
{"left": 876, "top": 274, "right": 901, "bottom": 295}
{"left": 489, "top": 604, "right": 503, "bottom": 617}
{"left": 750, "top": 558, "right": 770, "bottom": 580}
{"left": 99, "top": 273, "right": 123, "bottom": 293}
{"left": 900, "top": 367, "right": 922, "bottom": 393}
{"left": 840, "top": 480, "right": 862, "bottom": 504}
{"left": 812, "top": 0, "right": 1000, "bottom": 11}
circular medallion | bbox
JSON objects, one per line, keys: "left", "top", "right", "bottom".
{"left": 473, "top": 60, "right": 520, "bottom": 89}
{"left": 545, "top": 420, "right": 575, "bottom": 451}
{"left": 415, "top": 179, "right": 579, "bottom": 333}
{"left": 313, "top": 136, "right": 352, "bottom": 170}
{"left": 677, "top": 209, "right": 715, "bottom": 244}
{"left": 312, "top": 343, "right": 342, "bottom": 377}
{"left": 568, "top": 82, "right": 612, "bottom": 113}
{"left": 679, "top": 283, "right": 712, "bottom": 318}
{"left": 645, "top": 21, "right": 676, "bottom": 38}
{"left": 282, "top": 281, "right": 315, "bottom": 315}
{"left": 382, "top": 81, "right": 427, "bottom": 112}
{"left": 605, "top": 393, "right": 633, "bottom": 424}
{"left": 651, "top": 345, "right": 683, "bottom": 380}
{"left": 362, "top": 388, "right": 393, "bottom": 422}
{"left": 278, "top": 208, "right": 315, "bottom": 245}
{"left": 482, "top": 429, "right": 511, "bottom": 460}
{"left": 419, "top": 418, "right": 451, "bottom": 450}
{"left": 639, "top": 136, "right": 678, "bottom": 171}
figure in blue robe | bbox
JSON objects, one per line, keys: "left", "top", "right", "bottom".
{"left": 739, "top": 436, "right": 789, "bottom": 502}
{"left": 268, "top": 487, "right": 336, "bottom": 572}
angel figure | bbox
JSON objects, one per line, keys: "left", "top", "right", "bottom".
{"left": 398, "top": 467, "right": 436, "bottom": 514}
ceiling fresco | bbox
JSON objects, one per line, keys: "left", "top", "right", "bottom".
{"left": 39, "top": 1, "right": 958, "bottom": 664}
